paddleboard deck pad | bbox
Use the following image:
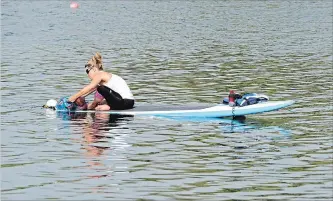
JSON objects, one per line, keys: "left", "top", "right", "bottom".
{"left": 55, "top": 100, "right": 294, "bottom": 118}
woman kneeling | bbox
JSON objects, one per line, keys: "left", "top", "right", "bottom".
{"left": 68, "top": 52, "right": 134, "bottom": 111}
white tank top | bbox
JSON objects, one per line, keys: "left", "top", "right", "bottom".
{"left": 103, "top": 74, "right": 134, "bottom": 100}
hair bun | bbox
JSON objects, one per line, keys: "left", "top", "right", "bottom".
{"left": 92, "top": 52, "right": 103, "bottom": 70}
{"left": 94, "top": 52, "right": 102, "bottom": 63}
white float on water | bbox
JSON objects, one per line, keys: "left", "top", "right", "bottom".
{"left": 44, "top": 99, "right": 57, "bottom": 108}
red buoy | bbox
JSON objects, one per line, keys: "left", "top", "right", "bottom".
{"left": 70, "top": 2, "right": 79, "bottom": 9}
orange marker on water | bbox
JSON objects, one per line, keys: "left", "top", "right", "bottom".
{"left": 70, "top": 1, "right": 79, "bottom": 8}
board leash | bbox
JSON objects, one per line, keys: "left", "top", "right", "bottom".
{"left": 232, "top": 105, "right": 236, "bottom": 119}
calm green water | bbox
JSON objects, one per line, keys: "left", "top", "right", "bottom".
{"left": 1, "top": 1, "right": 332, "bottom": 200}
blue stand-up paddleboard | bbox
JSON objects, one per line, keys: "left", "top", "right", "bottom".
{"left": 44, "top": 97, "right": 294, "bottom": 118}
{"left": 76, "top": 100, "right": 294, "bottom": 118}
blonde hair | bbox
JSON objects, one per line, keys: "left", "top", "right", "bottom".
{"left": 90, "top": 52, "right": 103, "bottom": 70}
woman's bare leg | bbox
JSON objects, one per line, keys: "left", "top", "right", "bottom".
{"left": 95, "top": 104, "right": 111, "bottom": 111}
{"left": 88, "top": 98, "right": 105, "bottom": 110}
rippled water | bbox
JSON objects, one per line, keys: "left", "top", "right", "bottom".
{"left": 1, "top": 1, "right": 332, "bottom": 200}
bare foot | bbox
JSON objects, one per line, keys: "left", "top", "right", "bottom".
{"left": 95, "top": 104, "right": 111, "bottom": 111}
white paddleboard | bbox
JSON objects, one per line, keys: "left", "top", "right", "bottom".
{"left": 56, "top": 100, "right": 294, "bottom": 118}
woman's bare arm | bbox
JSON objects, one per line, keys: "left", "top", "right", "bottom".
{"left": 82, "top": 87, "right": 97, "bottom": 97}
{"left": 68, "top": 74, "right": 102, "bottom": 102}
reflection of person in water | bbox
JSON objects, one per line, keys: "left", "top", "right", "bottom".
{"left": 58, "top": 112, "right": 131, "bottom": 180}
{"left": 84, "top": 114, "right": 132, "bottom": 180}
{"left": 73, "top": 113, "right": 126, "bottom": 147}
{"left": 59, "top": 112, "right": 131, "bottom": 164}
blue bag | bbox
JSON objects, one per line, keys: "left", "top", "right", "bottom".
{"left": 222, "top": 93, "right": 269, "bottom": 107}
{"left": 55, "top": 97, "right": 77, "bottom": 111}
{"left": 236, "top": 93, "right": 269, "bottom": 107}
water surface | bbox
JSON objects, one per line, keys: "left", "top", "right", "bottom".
{"left": 1, "top": 1, "right": 332, "bottom": 200}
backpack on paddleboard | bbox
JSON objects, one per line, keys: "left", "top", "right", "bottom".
{"left": 222, "top": 93, "right": 269, "bottom": 107}
{"left": 56, "top": 97, "right": 77, "bottom": 111}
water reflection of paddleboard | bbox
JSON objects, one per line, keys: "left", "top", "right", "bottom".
{"left": 48, "top": 110, "right": 291, "bottom": 138}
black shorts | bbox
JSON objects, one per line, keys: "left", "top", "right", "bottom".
{"left": 97, "top": 85, "right": 134, "bottom": 110}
